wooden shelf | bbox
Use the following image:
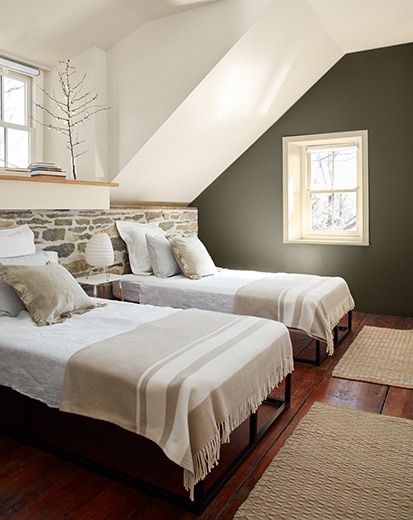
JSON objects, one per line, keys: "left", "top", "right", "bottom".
{"left": 0, "top": 175, "right": 118, "bottom": 187}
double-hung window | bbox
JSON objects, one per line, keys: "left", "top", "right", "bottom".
{"left": 0, "top": 59, "right": 37, "bottom": 170}
{"left": 283, "top": 130, "right": 369, "bottom": 246}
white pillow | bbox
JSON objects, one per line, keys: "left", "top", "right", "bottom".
{"left": 0, "top": 250, "right": 58, "bottom": 267}
{"left": 169, "top": 235, "right": 217, "bottom": 280}
{"left": 0, "top": 250, "right": 59, "bottom": 317}
{"left": 116, "top": 221, "right": 165, "bottom": 275}
{"left": 146, "top": 234, "right": 181, "bottom": 278}
{"left": 0, "top": 224, "right": 36, "bottom": 258}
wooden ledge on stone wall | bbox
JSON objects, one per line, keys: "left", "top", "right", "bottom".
{"left": 0, "top": 175, "right": 118, "bottom": 187}
{"left": 110, "top": 205, "right": 196, "bottom": 210}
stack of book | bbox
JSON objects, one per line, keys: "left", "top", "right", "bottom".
{"left": 29, "top": 162, "right": 66, "bottom": 178}
{"left": 0, "top": 168, "right": 31, "bottom": 177}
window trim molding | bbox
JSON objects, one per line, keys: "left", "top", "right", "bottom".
{"left": 283, "top": 130, "right": 369, "bottom": 246}
{"left": 0, "top": 68, "right": 35, "bottom": 169}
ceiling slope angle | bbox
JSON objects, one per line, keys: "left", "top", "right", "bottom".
{"left": 110, "top": 0, "right": 343, "bottom": 206}
{"left": 0, "top": 0, "right": 224, "bottom": 69}
{"left": 307, "top": 0, "right": 413, "bottom": 53}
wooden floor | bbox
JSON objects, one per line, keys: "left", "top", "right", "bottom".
{"left": 1, "top": 311, "right": 412, "bottom": 520}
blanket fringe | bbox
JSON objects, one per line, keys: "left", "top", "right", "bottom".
{"left": 184, "top": 356, "right": 294, "bottom": 499}
{"left": 325, "top": 295, "right": 355, "bottom": 355}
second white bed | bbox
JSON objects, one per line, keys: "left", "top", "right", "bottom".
{"left": 113, "top": 268, "right": 355, "bottom": 357}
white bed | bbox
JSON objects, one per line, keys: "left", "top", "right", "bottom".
{"left": 0, "top": 224, "right": 292, "bottom": 511}
{"left": 113, "top": 268, "right": 354, "bottom": 360}
{"left": 0, "top": 298, "right": 293, "bottom": 505}
{"left": 111, "top": 226, "right": 355, "bottom": 364}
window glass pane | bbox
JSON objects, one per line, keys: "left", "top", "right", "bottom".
{"left": 3, "top": 77, "right": 26, "bottom": 125}
{"left": 311, "top": 193, "right": 332, "bottom": 230}
{"left": 333, "top": 150, "right": 357, "bottom": 189}
{"left": 334, "top": 192, "right": 357, "bottom": 230}
{"left": 309, "top": 152, "right": 332, "bottom": 189}
{"left": 7, "top": 128, "right": 29, "bottom": 168}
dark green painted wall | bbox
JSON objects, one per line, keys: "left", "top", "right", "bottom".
{"left": 192, "top": 43, "right": 413, "bottom": 317}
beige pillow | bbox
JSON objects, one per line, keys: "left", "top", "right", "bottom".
{"left": 168, "top": 235, "right": 217, "bottom": 280}
{"left": 0, "top": 263, "right": 99, "bottom": 326}
{"left": 0, "top": 250, "right": 59, "bottom": 317}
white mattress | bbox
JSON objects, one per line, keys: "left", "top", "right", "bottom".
{"left": 113, "top": 268, "right": 269, "bottom": 312}
{"left": 0, "top": 300, "right": 176, "bottom": 408}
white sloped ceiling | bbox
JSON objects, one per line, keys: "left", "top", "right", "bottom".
{"left": 110, "top": 0, "right": 342, "bottom": 205}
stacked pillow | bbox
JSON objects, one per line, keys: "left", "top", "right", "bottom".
{"left": 0, "top": 250, "right": 59, "bottom": 317}
{"left": 145, "top": 234, "right": 181, "bottom": 278}
{"left": 116, "top": 221, "right": 217, "bottom": 280}
{"left": 0, "top": 224, "right": 99, "bottom": 325}
{"left": 0, "top": 223, "right": 35, "bottom": 257}
{"left": 168, "top": 235, "right": 217, "bottom": 280}
{"left": 116, "top": 221, "right": 165, "bottom": 275}
{"left": 0, "top": 263, "right": 99, "bottom": 326}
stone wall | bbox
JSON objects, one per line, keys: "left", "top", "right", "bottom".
{"left": 0, "top": 208, "right": 197, "bottom": 277}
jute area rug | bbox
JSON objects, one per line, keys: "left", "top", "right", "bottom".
{"left": 234, "top": 402, "right": 413, "bottom": 520}
{"left": 332, "top": 326, "right": 413, "bottom": 389}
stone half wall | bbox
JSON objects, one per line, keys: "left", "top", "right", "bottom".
{"left": 0, "top": 208, "right": 198, "bottom": 277}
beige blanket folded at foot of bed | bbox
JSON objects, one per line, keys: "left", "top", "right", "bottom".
{"left": 234, "top": 273, "right": 355, "bottom": 355}
{"left": 60, "top": 308, "right": 293, "bottom": 498}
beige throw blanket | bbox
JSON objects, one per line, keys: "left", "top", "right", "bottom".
{"left": 60, "top": 309, "right": 293, "bottom": 498}
{"left": 234, "top": 273, "right": 355, "bottom": 355}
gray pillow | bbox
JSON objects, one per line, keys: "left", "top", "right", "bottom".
{"left": 0, "top": 250, "right": 59, "bottom": 317}
{"left": 146, "top": 234, "right": 181, "bottom": 278}
{"left": 0, "top": 263, "right": 99, "bottom": 326}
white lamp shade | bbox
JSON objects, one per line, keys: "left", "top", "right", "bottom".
{"left": 85, "top": 233, "right": 114, "bottom": 268}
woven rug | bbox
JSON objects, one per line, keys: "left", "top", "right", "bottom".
{"left": 234, "top": 402, "right": 413, "bottom": 520}
{"left": 332, "top": 326, "right": 413, "bottom": 389}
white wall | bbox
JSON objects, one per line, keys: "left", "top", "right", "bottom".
{"left": 42, "top": 47, "right": 109, "bottom": 181}
{"left": 110, "top": 0, "right": 343, "bottom": 205}
{"left": 106, "top": 0, "right": 274, "bottom": 180}
{"left": 37, "top": 0, "right": 342, "bottom": 206}
{"left": 0, "top": 179, "right": 112, "bottom": 209}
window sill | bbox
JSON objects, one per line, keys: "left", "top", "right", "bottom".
{"left": 284, "top": 238, "right": 369, "bottom": 246}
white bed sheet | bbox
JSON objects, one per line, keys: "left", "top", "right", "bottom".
{"left": 0, "top": 300, "right": 176, "bottom": 408}
{"left": 113, "top": 269, "right": 268, "bottom": 313}
{"left": 113, "top": 268, "right": 355, "bottom": 354}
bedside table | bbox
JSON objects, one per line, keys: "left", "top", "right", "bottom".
{"left": 76, "top": 273, "right": 124, "bottom": 301}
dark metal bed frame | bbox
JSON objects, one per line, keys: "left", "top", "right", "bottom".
{"left": 294, "top": 310, "right": 353, "bottom": 365}
{"left": 2, "top": 373, "right": 291, "bottom": 515}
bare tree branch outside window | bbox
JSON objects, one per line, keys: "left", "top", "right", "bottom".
{"left": 33, "top": 59, "right": 110, "bottom": 180}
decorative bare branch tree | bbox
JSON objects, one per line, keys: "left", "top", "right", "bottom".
{"left": 34, "top": 59, "right": 110, "bottom": 180}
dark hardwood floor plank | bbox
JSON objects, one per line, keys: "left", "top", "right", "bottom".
{"left": 0, "top": 449, "right": 75, "bottom": 519}
{"left": 65, "top": 484, "right": 149, "bottom": 520}
{"left": 383, "top": 387, "right": 413, "bottom": 419}
{"left": 8, "top": 470, "right": 114, "bottom": 520}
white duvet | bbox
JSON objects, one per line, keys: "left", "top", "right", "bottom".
{"left": 0, "top": 300, "right": 176, "bottom": 407}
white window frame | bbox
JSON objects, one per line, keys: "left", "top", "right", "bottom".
{"left": 283, "top": 130, "right": 369, "bottom": 246}
{"left": 0, "top": 62, "right": 37, "bottom": 171}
